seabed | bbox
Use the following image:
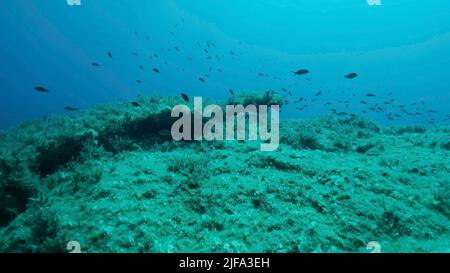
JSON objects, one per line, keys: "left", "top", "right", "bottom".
{"left": 0, "top": 93, "right": 449, "bottom": 253}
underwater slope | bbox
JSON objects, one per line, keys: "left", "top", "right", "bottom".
{"left": 0, "top": 93, "right": 449, "bottom": 253}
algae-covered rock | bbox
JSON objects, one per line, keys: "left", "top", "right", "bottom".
{"left": 227, "top": 90, "right": 286, "bottom": 107}
{"left": 442, "top": 141, "right": 450, "bottom": 151}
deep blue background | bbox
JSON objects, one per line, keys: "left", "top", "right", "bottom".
{"left": 1, "top": 0, "right": 449, "bottom": 129}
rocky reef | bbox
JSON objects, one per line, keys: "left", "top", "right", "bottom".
{"left": 0, "top": 93, "right": 449, "bottom": 252}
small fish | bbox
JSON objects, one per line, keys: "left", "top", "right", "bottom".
{"left": 360, "top": 101, "right": 368, "bottom": 104}
{"left": 34, "top": 86, "right": 49, "bottom": 92}
{"left": 257, "top": 73, "right": 265, "bottom": 77}
{"left": 314, "top": 91, "right": 323, "bottom": 96}
{"left": 230, "top": 50, "right": 236, "bottom": 56}
{"left": 158, "top": 130, "right": 172, "bottom": 136}
{"left": 139, "top": 65, "right": 144, "bottom": 70}
{"left": 217, "top": 68, "right": 223, "bottom": 72}
{"left": 64, "top": 106, "right": 78, "bottom": 112}
{"left": 293, "top": 69, "right": 309, "bottom": 75}
{"left": 365, "top": 93, "right": 376, "bottom": 97}
{"left": 229, "top": 89, "right": 234, "bottom": 95}
{"left": 336, "top": 112, "right": 348, "bottom": 116}
{"left": 136, "top": 80, "right": 142, "bottom": 83}
{"left": 199, "top": 77, "right": 206, "bottom": 82}
{"left": 107, "top": 52, "right": 113, "bottom": 58}
{"left": 345, "top": 73, "right": 358, "bottom": 79}
{"left": 281, "top": 88, "right": 288, "bottom": 92}
{"left": 180, "top": 93, "right": 190, "bottom": 102}
{"left": 132, "top": 52, "right": 137, "bottom": 56}
{"left": 153, "top": 68, "right": 160, "bottom": 73}
{"left": 91, "top": 62, "right": 101, "bottom": 67}
{"left": 131, "top": 102, "right": 141, "bottom": 107}
{"left": 174, "top": 46, "right": 180, "bottom": 52}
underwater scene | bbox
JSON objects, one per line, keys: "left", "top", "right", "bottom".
{"left": 0, "top": 0, "right": 449, "bottom": 253}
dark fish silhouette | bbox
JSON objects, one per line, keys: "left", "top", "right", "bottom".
{"left": 64, "top": 106, "right": 78, "bottom": 112}
{"left": 132, "top": 52, "right": 137, "bottom": 56}
{"left": 136, "top": 80, "right": 142, "bottom": 83}
{"left": 107, "top": 52, "right": 113, "bottom": 58}
{"left": 365, "top": 93, "right": 376, "bottom": 97}
{"left": 181, "top": 93, "right": 189, "bottom": 102}
{"left": 293, "top": 69, "right": 309, "bottom": 75}
{"left": 131, "top": 102, "right": 141, "bottom": 107}
{"left": 345, "top": 73, "right": 358, "bottom": 79}
{"left": 139, "top": 65, "right": 144, "bottom": 70}
{"left": 314, "top": 91, "right": 323, "bottom": 96}
{"left": 229, "top": 89, "right": 234, "bottom": 95}
{"left": 153, "top": 68, "right": 160, "bottom": 73}
{"left": 91, "top": 62, "right": 101, "bottom": 67}
{"left": 34, "top": 86, "right": 49, "bottom": 92}
{"left": 199, "top": 77, "right": 206, "bottom": 82}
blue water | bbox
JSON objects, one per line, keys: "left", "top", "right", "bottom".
{"left": 1, "top": 0, "right": 450, "bottom": 129}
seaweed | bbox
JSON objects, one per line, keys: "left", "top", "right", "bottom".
{"left": 0, "top": 158, "right": 37, "bottom": 227}
{"left": 442, "top": 141, "right": 450, "bottom": 151}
